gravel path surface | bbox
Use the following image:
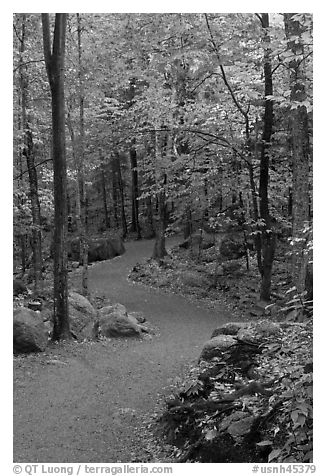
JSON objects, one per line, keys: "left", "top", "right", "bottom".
{"left": 13, "top": 237, "right": 233, "bottom": 463}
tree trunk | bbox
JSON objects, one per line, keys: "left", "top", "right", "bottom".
{"left": 258, "top": 13, "right": 276, "bottom": 301}
{"left": 129, "top": 142, "right": 141, "bottom": 239}
{"left": 145, "top": 195, "right": 155, "bottom": 238}
{"left": 76, "top": 13, "right": 88, "bottom": 296}
{"left": 42, "top": 13, "right": 70, "bottom": 340}
{"left": 152, "top": 184, "right": 168, "bottom": 261}
{"left": 152, "top": 128, "right": 168, "bottom": 260}
{"left": 284, "top": 13, "right": 311, "bottom": 293}
{"left": 101, "top": 165, "right": 110, "bottom": 229}
{"left": 114, "top": 152, "right": 127, "bottom": 239}
{"left": 183, "top": 206, "right": 192, "bottom": 240}
{"left": 112, "top": 161, "right": 119, "bottom": 227}
{"left": 19, "top": 15, "right": 43, "bottom": 294}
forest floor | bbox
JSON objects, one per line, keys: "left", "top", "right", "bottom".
{"left": 13, "top": 236, "right": 236, "bottom": 463}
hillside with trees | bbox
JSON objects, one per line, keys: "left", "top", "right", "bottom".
{"left": 13, "top": 13, "right": 313, "bottom": 465}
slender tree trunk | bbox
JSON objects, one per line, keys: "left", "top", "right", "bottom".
{"left": 129, "top": 142, "right": 141, "bottom": 239}
{"left": 152, "top": 177, "right": 168, "bottom": 261}
{"left": 143, "top": 138, "right": 156, "bottom": 238}
{"left": 183, "top": 206, "right": 192, "bottom": 240}
{"left": 19, "top": 15, "right": 43, "bottom": 293}
{"left": 101, "top": 165, "right": 110, "bottom": 229}
{"left": 152, "top": 128, "right": 168, "bottom": 260}
{"left": 111, "top": 161, "right": 119, "bottom": 227}
{"left": 284, "top": 13, "right": 311, "bottom": 293}
{"left": 145, "top": 196, "right": 155, "bottom": 238}
{"left": 76, "top": 13, "right": 88, "bottom": 296}
{"left": 114, "top": 152, "right": 127, "bottom": 239}
{"left": 42, "top": 13, "right": 70, "bottom": 340}
{"left": 258, "top": 13, "right": 276, "bottom": 301}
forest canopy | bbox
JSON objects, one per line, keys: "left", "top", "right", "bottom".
{"left": 13, "top": 12, "right": 312, "bottom": 333}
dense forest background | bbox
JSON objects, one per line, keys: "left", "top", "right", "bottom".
{"left": 11, "top": 12, "right": 316, "bottom": 465}
{"left": 13, "top": 12, "right": 312, "bottom": 334}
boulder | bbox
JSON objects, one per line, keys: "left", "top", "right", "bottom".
{"left": 227, "top": 416, "right": 256, "bottom": 438}
{"left": 13, "top": 307, "right": 48, "bottom": 353}
{"left": 68, "top": 291, "right": 99, "bottom": 340}
{"left": 88, "top": 240, "right": 115, "bottom": 263}
{"left": 128, "top": 311, "right": 147, "bottom": 324}
{"left": 179, "top": 231, "right": 215, "bottom": 251}
{"left": 98, "top": 304, "right": 142, "bottom": 337}
{"left": 68, "top": 236, "right": 125, "bottom": 263}
{"left": 108, "top": 236, "right": 125, "bottom": 256}
{"left": 200, "top": 334, "right": 237, "bottom": 361}
{"left": 211, "top": 322, "right": 248, "bottom": 338}
{"left": 236, "top": 327, "right": 259, "bottom": 344}
{"left": 236, "top": 320, "right": 281, "bottom": 344}
{"left": 27, "top": 300, "right": 42, "bottom": 312}
{"left": 13, "top": 279, "right": 28, "bottom": 296}
{"left": 254, "top": 320, "right": 281, "bottom": 338}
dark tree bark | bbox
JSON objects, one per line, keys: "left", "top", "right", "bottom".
{"left": 76, "top": 13, "right": 88, "bottom": 296}
{"left": 183, "top": 206, "right": 192, "bottom": 240}
{"left": 152, "top": 127, "right": 168, "bottom": 260}
{"left": 257, "top": 13, "right": 276, "bottom": 301}
{"left": 111, "top": 160, "right": 119, "bottom": 227}
{"left": 129, "top": 143, "right": 141, "bottom": 239}
{"left": 284, "top": 13, "right": 311, "bottom": 293}
{"left": 113, "top": 152, "right": 128, "bottom": 239}
{"left": 173, "top": 47, "right": 194, "bottom": 240}
{"left": 19, "top": 15, "right": 43, "bottom": 293}
{"left": 143, "top": 137, "right": 156, "bottom": 238}
{"left": 101, "top": 165, "right": 110, "bottom": 229}
{"left": 152, "top": 174, "right": 168, "bottom": 261}
{"left": 42, "top": 13, "right": 70, "bottom": 340}
{"left": 145, "top": 195, "right": 155, "bottom": 238}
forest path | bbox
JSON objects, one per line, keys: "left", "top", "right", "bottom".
{"left": 13, "top": 237, "right": 233, "bottom": 463}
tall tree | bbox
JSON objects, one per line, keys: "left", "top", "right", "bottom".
{"left": 42, "top": 13, "right": 70, "bottom": 340}
{"left": 76, "top": 13, "right": 89, "bottom": 295}
{"left": 256, "top": 12, "right": 276, "bottom": 301}
{"left": 129, "top": 141, "right": 141, "bottom": 239}
{"left": 284, "top": 13, "right": 312, "bottom": 294}
{"left": 152, "top": 129, "right": 168, "bottom": 260}
{"left": 19, "top": 14, "right": 43, "bottom": 293}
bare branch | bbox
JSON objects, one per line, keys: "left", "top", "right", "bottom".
{"left": 13, "top": 59, "right": 45, "bottom": 74}
{"left": 204, "top": 14, "right": 249, "bottom": 120}
{"left": 14, "top": 158, "right": 53, "bottom": 181}
{"left": 13, "top": 23, "right": 23, "bottom": 44}
{"left": 190, "top": 72, "right": 219, "bottom": 94}
{"left": 255, "top": 13, "right": 263, "bottom": 26}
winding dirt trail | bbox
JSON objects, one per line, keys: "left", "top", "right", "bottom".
{"left": 13, "top": 238, "right": 232, "bottom": 463}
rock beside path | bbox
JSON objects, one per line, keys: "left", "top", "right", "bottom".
{"left": 98, "top": 304, "right": 149, "bottom": 337}
{"left": 69, "top": 291, "right": 99, "bottom": 340}
{"left": 68, "top": 236, "right": 125, "bottom": 264}
{"left": 13, "top": 307, "right": 48, "bottom": 353}
{"left": 200, "top": 334, "right": 237, "bottom": 360}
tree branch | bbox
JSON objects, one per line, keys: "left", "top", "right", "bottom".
{"left": 13, "top": 59, "right": 45, "bottom": 73}
{"left": 255, "top": 13, "right": 263, "bottom": 26}
{"left": 14, "top": 158, "right": 53, "bottom": 181}
{"left": 190, "top": 72, "right": 219, "bottom": 94}
{"left": 204, "top": 13, "right": 249, "bottom": 120}
{"left": 13, "top": 22, "right": 23, "bottom": 44}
